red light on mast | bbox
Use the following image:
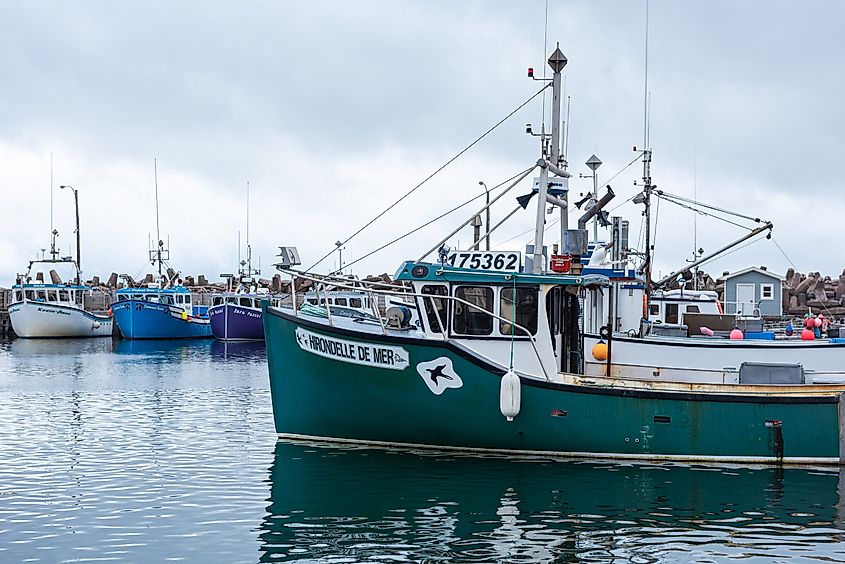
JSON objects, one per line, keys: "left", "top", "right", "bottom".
{"left": 527, "top": 67, "right": 534, "bottom": 78}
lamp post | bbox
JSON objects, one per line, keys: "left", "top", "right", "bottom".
{"left": 59, "top": 185, "right": 80, "bottom": 285}
{"left": 478, "top": 181, "right": 491, "bottom": 251}
{"left": 335, "top": 240, "right": 344, "bottom": 274}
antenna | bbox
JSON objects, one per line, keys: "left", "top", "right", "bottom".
{"left": 643, "top": 0, "right": 649, "bottom": 152}
{"left": 540, "top": 0, "right": 550, "bottom": 129}
{"left": 50, "top": 152, "right": 53, "bottom": 240}
{"left": 154, "top": 158, "right": 162, "bottom": 276}
{"left": 246, "top": 180, "right": 251, "bottom": 274}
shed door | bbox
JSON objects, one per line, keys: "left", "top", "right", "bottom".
{"left": 736, "top": 283, "right": 756, "bottom": 316}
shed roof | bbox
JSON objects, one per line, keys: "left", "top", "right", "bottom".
{"left": 718, "top": 266, "right": 785, "bottom": 282}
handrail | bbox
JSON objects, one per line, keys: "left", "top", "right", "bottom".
{"left": 282, "top": 270, "right": 550, "bottom": 380}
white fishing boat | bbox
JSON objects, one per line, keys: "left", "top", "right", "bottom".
{"left": 9, "top": 234, "right": 112, "bottom": 338}
{"left": 580, "top": 182, "right": 845, "bottom": 384}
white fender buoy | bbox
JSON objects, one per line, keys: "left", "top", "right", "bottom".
{"left": 92, "top": 321, "right": 101, "bottom": 329}
{"left": 500, "top": 369, "right": 521, "bottom": 422}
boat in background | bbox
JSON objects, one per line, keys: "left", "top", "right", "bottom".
{"left": 9, "top": 184, "right": 112, "bottom": 338}
{"left": 111, "top": 160, "right": 212, "bottom": 340}
{"left": 9, "top": 254, "right": 112, "bottom": 338}
{"left": 208, "top": 181, "right": 287, "bottom": 341}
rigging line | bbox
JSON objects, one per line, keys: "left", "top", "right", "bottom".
{"left": 651, "top": 194, "right": 660, "bottom": 272}
{"left": 342, "top": 167, "right": 533, "bottom": 271}
{"left": 654, "top": 189, "right": 761, "bottom": 223}
{"left": 306, "top": 83, "right": 552, "bottom": 272}
{"left": 654, "top": 194, "right": 751, "bottom": 231}
{"left": 700, "top": 234, "right": 765, "bottom": 263}
{"left": 771, "top": 237, "right": 798, "bottom": 270}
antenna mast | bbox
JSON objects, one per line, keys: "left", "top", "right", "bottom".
{"left": 154, "top": 158, "right": 162, "bottom": 277}
{"left": 640, "top": 0, "right": 654, "bottom": 318}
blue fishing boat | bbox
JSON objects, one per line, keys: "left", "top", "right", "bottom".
{"left": 112, "top": 285, "right": 211, "bottom": 339}
{"left": 111, "top": 159, "right": 212, "bottom": 340}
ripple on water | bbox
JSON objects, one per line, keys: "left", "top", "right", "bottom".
{"left": 2, "top": 339, "right": 845, "bottom": 562}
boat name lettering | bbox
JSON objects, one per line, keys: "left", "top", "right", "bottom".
{"left": 295, "top": 327, "right": 409, "bottom": 370}
{"left": 36, "top": 307, "right": 71, "bottom": 316}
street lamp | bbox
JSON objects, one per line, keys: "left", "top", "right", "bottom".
{"left": 59, "top": 185, "right": 80, "bottom": 285}
{"left": 478, "top": 181, "right": 490, "bottom": 251}
{"left": 335, "top": 240, "right": 344, "bottom": 274}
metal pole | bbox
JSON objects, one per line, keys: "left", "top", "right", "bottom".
{"left": 74, "top": 189, "right": 80, "bottom": 285}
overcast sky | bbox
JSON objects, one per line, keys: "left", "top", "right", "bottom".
{"left": 1, "top": 1, "right": 843, "bottom": 287}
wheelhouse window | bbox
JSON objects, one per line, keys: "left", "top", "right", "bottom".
{"left": 421, "top": 285, "right": 448, "bottom": 333}
{"left": 306, "top": 298, "right": 318, "bottom": 305}
{"left": 453, "top": 286, "right": 493, "bottom": 335}
{"left": 240, "top": 297, "right": 253, "bottom": 307}
{"left": 499, "top": 287, "right": 538, "bottom": 336}
{"left": 665, "top": 303, "right": 679, "bottom": 324}
{"left": 14, "top": 290, "right": 22, "bottom": 302}
{"left": 649, "top": 304, "right": 660, "bottom": 316}
{"left": 349, "top": 297, "right": 363, "bottom": 308}
{"left": 36, "top": 290, "right": 47, "bottom": 301}
{"left": 761, "top": 283, "right": 774, "bottom": 300}
{"left": 335, "top": 297, "right": 348, "bottom": 306}
{"left": 59, "top": 289, "right": 70, "bottom": 302}
{"left": 25, "top": 290, "right": 35, "bottom": 301}
{"left": 685, "top": 305, "right": 700, "bottom": 313}
{"left": 212, "top": 297, "right": 223, "bottom": 306}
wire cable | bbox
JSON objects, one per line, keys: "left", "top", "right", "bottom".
{"left": 341, "top": 167, "right": 532, "bottom": 271}
{"left": 306, "top": 84, "right": 552, "bottom": 272}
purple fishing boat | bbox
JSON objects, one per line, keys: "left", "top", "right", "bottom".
{"left": 209, "top": 293, "right": 283, "bottom": 341}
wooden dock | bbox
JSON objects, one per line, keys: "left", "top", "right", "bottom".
{"left": 0, "top": 288, "right": 12, "bottom": 338}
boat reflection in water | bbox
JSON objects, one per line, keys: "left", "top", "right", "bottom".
{"left": 260, "top": 442, "right": 845, "bottom": 562}
{"left": 111, "top": 337, "right": 214, "bottom": 359}
{"left": 8, "top": 337, "right": 114, "bottom": 357}
{"left": 210, "top": 339, "right": 266, "bottom": 361}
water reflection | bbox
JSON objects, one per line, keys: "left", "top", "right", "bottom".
{"left": 111, "top": 337, "right": 213, "bottom": 358}
{"left": 7, "top": 337, "right": 113, "bottom": 357}
{"left": 260, "top": 442, "right": 845, "bottom": 562}
{"left": 211, "top": 339, "right": 266, "bottom": 361}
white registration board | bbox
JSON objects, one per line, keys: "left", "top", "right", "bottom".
{"left": 295, "top": 327, "right": 409, "bottom": 371}
{"left": 446, "top": 251, "right": 521, "bottom": 271}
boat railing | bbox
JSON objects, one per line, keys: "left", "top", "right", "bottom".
{"left": 280, "top": 269, "right": 550, "bottom": 380}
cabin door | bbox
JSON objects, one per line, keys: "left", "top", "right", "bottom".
{"left": 546, "top": 286, "right": 582, "bottom": 374}
{"left": 736, "top": 283, "right": 755, "bottom": 316}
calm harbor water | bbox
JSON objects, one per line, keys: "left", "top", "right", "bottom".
{"left": 1, "top": 338, "right": 845, "bottom": 562}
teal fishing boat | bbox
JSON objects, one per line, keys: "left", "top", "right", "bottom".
{"left": 264, "top": 45, "right": 845, "bottom": 465}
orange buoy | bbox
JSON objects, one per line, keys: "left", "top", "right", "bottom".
{"left": 592, "top": 341, "right": 608, "bottom": 361}
{"left": 801, "top": 328, "right": 816, "bottom": 340}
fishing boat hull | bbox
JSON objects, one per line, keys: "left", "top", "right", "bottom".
{"left": 112, "top": 300, "right": 212, "bottom": 340}
{"left": 208, "top": 304, "right": 264, "bottom": 341}
{"left": 584, "top": 333, "right": 845, "bottom": 384}
{"left": 264, "top": 305, "right": 845, "bottom": 465}
{"left": 8, "top": 301, "right": 113, "bottom": 338}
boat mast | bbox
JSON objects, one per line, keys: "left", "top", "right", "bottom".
{"left": 154, "top": 158, "right": 162, "bottom": 278}
{"left": 532, "top": 44, "right": 567, "bottom": 274}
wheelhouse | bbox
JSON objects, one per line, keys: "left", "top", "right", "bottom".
{"left": 394, "top": 261, "right": 608, "bottom": 376}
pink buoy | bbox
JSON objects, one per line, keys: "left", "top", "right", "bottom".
{"left": 700, "top": 326, "right": 714, "bottom": 337}
{"left": 814, "top": 317, "right": 822, "bottom": 327}
{"left": 801, "top": 328, "right": 816, "bottom": 340}
{"left": 730, "top": 329, "right": 744, "bottom": 340}
{"left": 804, "top": 318, "right": 815, "bottom": 329}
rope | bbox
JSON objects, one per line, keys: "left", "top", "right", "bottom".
{"left": 340, "top": 167, "right": 532, "bottom": 271}
{"left": 655, "top": 193, "right": 752, "bottom": 231}
{"left": 306, "top": 84, "right": 552, "bottom": 272}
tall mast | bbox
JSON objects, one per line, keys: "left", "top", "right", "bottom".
{"left": 246, "top": 180, "right": 251, "bottom": 274}
{"left": 532, "top": 45, "right": 567, "bottom": 274}
{"left": 154, "top": 158, "right": 162, "bottom": 277}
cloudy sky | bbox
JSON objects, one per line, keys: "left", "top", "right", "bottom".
{"left": 1, "top": 1, "right": 842, "bottom": 287}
